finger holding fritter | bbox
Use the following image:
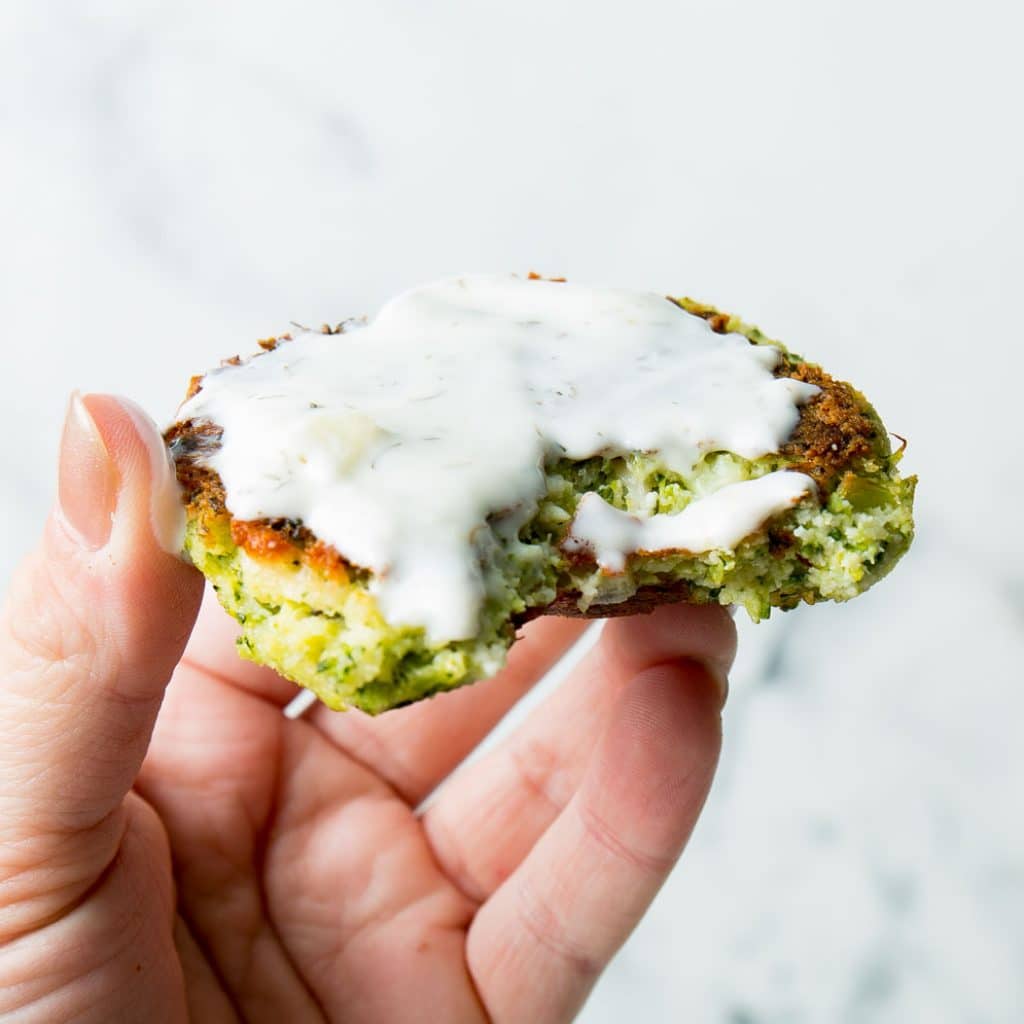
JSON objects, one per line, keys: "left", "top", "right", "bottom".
{"left": 466, "top": 655, "right": 722, "bottom": 1023}
{"left": 421, "top": 604, "right": 733, "bottom": 905}
{"left": 0, "top": 394, "right": 202, "bottom": 938}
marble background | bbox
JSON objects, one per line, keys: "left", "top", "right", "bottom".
{"left": 2, "top": 2, "right": 1022, "bottom": 1020}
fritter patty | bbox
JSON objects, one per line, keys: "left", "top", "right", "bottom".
{"left": 165, "top": 298, "right": 915, "bottom": 712}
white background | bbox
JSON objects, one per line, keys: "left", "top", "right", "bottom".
{"left": 2, "top": 2, "right": 1022, "bottom": 1020}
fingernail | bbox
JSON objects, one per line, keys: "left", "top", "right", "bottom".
{"left": 111, "top": 395, "right": 187, "bottom": 556}
{"left": 58, "top": 392, "right": 119, "bottom": 550}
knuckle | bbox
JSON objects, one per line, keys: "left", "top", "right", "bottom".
{"left": 576, "top": 801, "right": 675, "bottom": 877}
{"left": 514, "top": 876, "right": 600, "bottom": 980}
{"left": 507, "top": 739, "right": 573, "bottom": 816}
{"left": 423, "top": 810, "right": 489, "bottom": 906}
{"left": 1, "top": 551, "right": 107, "bottom": 685}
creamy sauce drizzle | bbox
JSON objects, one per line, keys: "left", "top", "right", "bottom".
{"left": 565, "top": 473, "right": 814, "bottom": 573}
{"left": 178, "top": 275, "right": 819, "bottom": 642}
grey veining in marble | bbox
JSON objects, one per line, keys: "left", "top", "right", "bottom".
{"left": 1, "top": 2, "right": 1022, "bottom": 1020}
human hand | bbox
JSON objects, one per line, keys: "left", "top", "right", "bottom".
{"left": 0, "top": 394, "right": 735, "bottom": 1023}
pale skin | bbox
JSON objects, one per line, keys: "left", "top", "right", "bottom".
{"left": 0, "top": 394, "right": 735, "bottom": 1023}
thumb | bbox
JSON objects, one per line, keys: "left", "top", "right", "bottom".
{"left": 0, "top": 394, "right": 202, "bottom": 909}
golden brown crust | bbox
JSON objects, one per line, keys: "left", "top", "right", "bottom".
{"left": 229, "top": 518, "right": 302, "bottom": 562}
{"left": 778, "top": 360, "right": 883, "bottom": 490}
{"left": 164, "top": 422, "right": 225, "bottom": 510}
{"left": 165, "top": 417, "right": 360, "bottom": 584}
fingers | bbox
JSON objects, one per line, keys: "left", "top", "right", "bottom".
{"left": 601, "top": 602, "right": 736, "bottom": 693}
{"left": 467, "top": 660, "right": 722, "bottom": 1023}
{"left": 140, "top": 658, "right": 485, "bottom": 1022}
{"left": 0, "top": 793, "right": 188, "bottom": 1021}
{"left": 136, "top": 663, "right": 326, "bottom": 1023}
{"left": 182, "top": 583, "right": 588, "bottom": 805}
{"left": 422, "top": 604, "right": 734, "bottom": 901}
{"left": 310, "top": 616, "right": 590, "bottom": 804}
{"left": 262, "top": 717, "right": 486, "bottom": 1022}
{"left": 0, "top": 394, "right": 202, "bottom": 933}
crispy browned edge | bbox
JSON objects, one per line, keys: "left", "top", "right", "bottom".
{"left": 164, "top": 308, "right": 884, "bottom": 620}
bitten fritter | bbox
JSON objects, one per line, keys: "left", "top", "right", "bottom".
{"left": 165, "top": 298, "right": 915, "bottom": 713}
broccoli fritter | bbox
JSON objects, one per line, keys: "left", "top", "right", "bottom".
{"left": 165, "top": 298, "right": 915, "bottom": 713}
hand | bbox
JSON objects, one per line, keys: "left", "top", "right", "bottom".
{"left": 0, "top": 394, "right": 735, "bottom": 1023}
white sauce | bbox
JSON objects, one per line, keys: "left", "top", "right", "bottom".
{"left": 177, "top": 274, "right": 819, "bottom": 642}
{"left": 565, "top": 472, "right": 815, "bottom": 573}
